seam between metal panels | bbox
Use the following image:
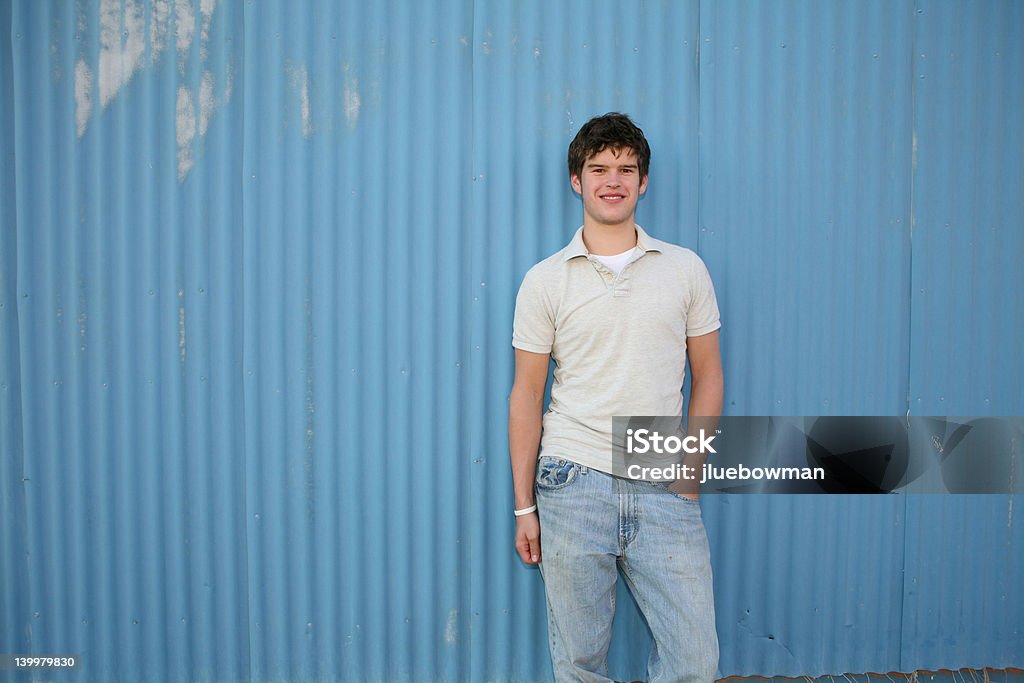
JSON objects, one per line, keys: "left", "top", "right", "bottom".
{"left": 695, "top": 0, "right": 703, "bottom": 254}
{"left": 4, "top": 0, "right": 31, "bottom": 655}
{"left": 237, "top": 1, "right": 254, "bottom": 679}
{"left": 467, "top": 0, "right": 479, "bottom": 680}
{"left": 905, "top": 0, "right": 918, "bottom": 423}
{"left": 693, "top": 0, "right": 706, "bottom": 421}
{"left": 898, "top": 0, "right": 920, "bottom": 670}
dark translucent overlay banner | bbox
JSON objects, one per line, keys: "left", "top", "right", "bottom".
{"left": 610, "top": 416, "right": 1024, "bottom": 493}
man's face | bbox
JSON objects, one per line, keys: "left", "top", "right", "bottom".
{"left": 570, "top": 146, "right": 648, "bottom": 229}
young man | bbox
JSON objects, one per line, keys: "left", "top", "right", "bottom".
{"left": 509, "top": 113, "right": 722, "bottom": 683}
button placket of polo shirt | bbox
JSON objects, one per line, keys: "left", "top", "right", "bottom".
{"left": 613, "top": 273, "right": 631, "bottom": 297}
{"left": 588, "top": 257, "right": 617, "bottom": 287}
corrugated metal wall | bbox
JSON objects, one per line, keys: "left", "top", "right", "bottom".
{"left": 1, "top": 1, "right": 1021, "bottom": 682}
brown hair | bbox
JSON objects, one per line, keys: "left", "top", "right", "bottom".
{"left": 567, "top": 112, "right": 651, "bottom": 180}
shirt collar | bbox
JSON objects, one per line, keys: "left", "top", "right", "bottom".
{"left": 562, "top": 224, "right": 664, "bottom": 261}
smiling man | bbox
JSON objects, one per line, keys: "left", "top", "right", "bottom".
{"left": 509, "top": 113, "right": 722, "bottom": 683}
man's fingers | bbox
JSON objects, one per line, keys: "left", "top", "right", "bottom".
{"left": 516, "top": 537, "right": 541, "bottom": 564}
{"left": 516, "top": 518, "right": 542, "bottom": 565}
{"left": 516, "top": 537, "right": 533, "bottom": 564}
{"left": 528, "top": 535, "right": 541, "bottom": 564}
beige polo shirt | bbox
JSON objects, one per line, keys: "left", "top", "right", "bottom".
{"left": 512, "top": 225, "right": 721, "bottom": 475}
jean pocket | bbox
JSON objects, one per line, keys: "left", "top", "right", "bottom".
{"left": 658, "top": 482, "right": 701, "bottom": 504}
{"left": 535, "top": 456, "right": 579, "bottom": 490}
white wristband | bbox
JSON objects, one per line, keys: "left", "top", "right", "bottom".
{"left": 513, "top": 504, "right": 537, "bottom": 517}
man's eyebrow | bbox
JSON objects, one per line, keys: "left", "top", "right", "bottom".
{"left": 584, "top": 161, "right": 638, "bottom": 169}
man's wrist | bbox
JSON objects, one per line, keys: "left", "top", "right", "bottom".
{"left": 513, "top": 487, "right": 535, "bottom": 510}
{"left": 513, "top": 489, "right": 536, "bottom": 515}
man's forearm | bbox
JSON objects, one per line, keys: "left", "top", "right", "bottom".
{"left": 509, "top": 389, "right": 543, "bottom": 509}
{"left": 678, "top": 374, "right": 724, "bottom": 495}
{"left": 687, "top": 374, "right": 724, "bottom": 422}
{"left": 687, "top": 374, "right": 724, "bottom": 446}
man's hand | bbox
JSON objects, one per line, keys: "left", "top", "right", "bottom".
{"left": 515, "top": 512, "right": 542, "bottom": 564}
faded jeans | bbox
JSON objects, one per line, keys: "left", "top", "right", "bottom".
{"left": 535, "top": 455, "right": 718, "bottom": 683}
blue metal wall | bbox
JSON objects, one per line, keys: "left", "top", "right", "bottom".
{"left": 1, "top": 1, "right": 1022, "bottom": 682}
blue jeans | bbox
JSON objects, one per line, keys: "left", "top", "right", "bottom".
{"left": 535, "top": 456, "right": 718, "bottom": 683}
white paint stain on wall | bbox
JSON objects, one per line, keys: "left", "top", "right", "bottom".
{"left": 224, "top": 62, "right": 234, "bottom": 103}
{"left": 178, "top": 67, "right": 231, "bottom": 180}
{"left": 75, "top": 0, "right": 231, "bottom": 181}
{"left": 178, "top": 299, "right": 187, "bottom": 364}
{"left": 444, "top": 609, "right": 458, "bottom": 645}
{"left": 199, "top": 70, "right": 215, "bottom": 137}
{"left": 176, "top": 0, "right": 195, "bottom": 69}
{"left": 51, "top": 39, "right": 63, "bottom": 83}
{"left": 177, "top": 289, "right": 187, "bottom": 364}
{"left": 200, "top": 0, "right": 217, "bottom": 61}
{"left": 288, "top": 63, "right": 313, "bottom": 138}
{"left": 343, "top": 63, "right": 360, "bottom": 129}
{"left": 75, "top": 59, "right": 93, "bottom": 138}
{"left": 176, "top": 86, "right": 196, "bottom": 181}
{"left": 78, "top": 309, "right": 88, "bottom": 353}
{"left": 98, "top": 0, "right": 145, "bottom": 109}
{"left": 150, "top": 0, "right": 171, "bottom": 63}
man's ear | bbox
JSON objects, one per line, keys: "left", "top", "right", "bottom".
{"left": 639, "top": 175, "right": 648, "bottom": 195}
{"left": 570, "top": 174, "right": 582, "bottom": 194}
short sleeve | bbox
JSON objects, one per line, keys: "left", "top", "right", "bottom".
{"left": 686, "top": 256, "right": 722, "bottom": 337}
{"left": 512, "top": 267, "right": 555, "bottom": 354}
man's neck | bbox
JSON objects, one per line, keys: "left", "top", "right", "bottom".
{"left": 582, "top": 221, "right": 638, "bottom": 256}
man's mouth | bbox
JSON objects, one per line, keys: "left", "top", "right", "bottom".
{"left": 600, "top": 194, "right": 625, "bottom": 202}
